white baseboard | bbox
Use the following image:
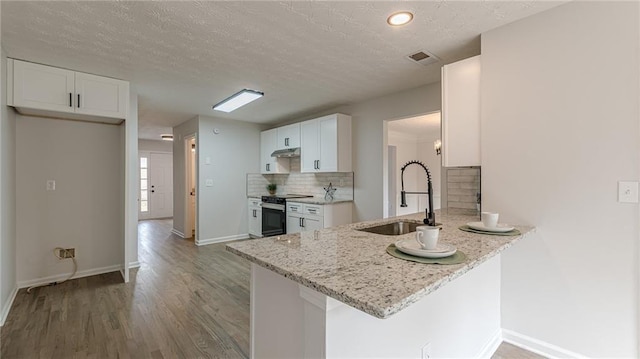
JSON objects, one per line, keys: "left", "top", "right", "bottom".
{"left": 17, "top": 264, "right": 122, "bottom": 289}
{"left": 129, "top": 261, "right": 141, "bottom": 269}
{"left": 502, "top": 329, "right": 587, "bottom": 359}
{"left": 171, "top": 228, "right": 186, "bottom": 238}
{"left": 196, "top": 233, "right": 250, "bottom": 246}
{"left": 0, "top": 286, "right": 18, "bottom": 327}
{"left": 477, "top": 328, "right": 503, "bottom": 358}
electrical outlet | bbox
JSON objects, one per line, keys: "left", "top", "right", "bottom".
{"left": 421, "top": 342, "right": 432, "bottom": 359}
{"left": 59, "top": 248, "right": 75, "bottom": 259}
{"left": 618, "top": 181, "right": 639, "bottom": 203}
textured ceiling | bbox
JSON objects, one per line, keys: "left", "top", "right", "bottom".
{"left": 1, "top": 1, "right": 566, "bottom": 140}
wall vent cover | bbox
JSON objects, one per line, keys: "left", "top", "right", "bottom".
{"left": 406, "top": 50, "right": 440, "bottom": 66}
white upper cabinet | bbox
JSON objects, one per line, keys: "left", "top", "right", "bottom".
{"left": 11, "top": 60, "right": 75, "bottom": 113}
{"left": 75, "top": 72, "right": 128, "bottom": 119}
{"left": 300, "top": 113, "right": 352, "bottom": 173}
{"left": 260, "top": 129, "right": 290, "bottom": 174}
{"left": 441, "top": 55, "right": 481, "bottom": 167}
{"left": 8, "top": 59, "right": 129, "bottom": 121}
{"left": 276, "top": 123, "right": 300, "bottom": 149}
{"left": 260, "top": 129, "right": 278, "bottom": 174}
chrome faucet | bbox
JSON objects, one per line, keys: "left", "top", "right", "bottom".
{"left": 400, "top": 160, "right": 436, "bottom": 226}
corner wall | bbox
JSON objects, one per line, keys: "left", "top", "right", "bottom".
{"left": 196, "top": 115, "right": 260, "bottom": 244}
{"left": 0, "top": 49, "right": 18, "bottom": 325}
{"left": 481, "top": 1, "right": 639, "bottom": 356}
{"left": 172, "top": 117, "right": 199, "bottom": 238}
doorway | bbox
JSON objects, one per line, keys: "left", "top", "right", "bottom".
{"left": 184, "top": 135, "right": 197, "bottom": 240}
{"left": 384, "top": 112, "right": 442, "bottom": 218}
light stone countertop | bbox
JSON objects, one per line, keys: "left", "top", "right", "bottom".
{"left": 286, "top": 197, "right": 353, "bottom": 205}
{"left": 246, "top": 195, "right": 353, "bottom": 205}
{"left": 226, "top": 208, "right": 534, "bottom": 319}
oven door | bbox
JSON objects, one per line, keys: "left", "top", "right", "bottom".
{"left": 261, "top": 203, "right": 286, "bottom": 237}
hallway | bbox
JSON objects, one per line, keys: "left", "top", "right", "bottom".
{"left": 1, "top": 219, "right": 250, "bottom": 358}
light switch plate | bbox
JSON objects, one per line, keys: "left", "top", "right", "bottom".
{"left": 618, "top": 181, "right": 638, "bottom": 203}
{"left": 205, "top": 156, "right": 211, "bottom": 165}
{"left": 46, "top": 180, "right": 56, "bottom": 191}
{"left": 205, "top": 179, "right": 213, "bottom": 187}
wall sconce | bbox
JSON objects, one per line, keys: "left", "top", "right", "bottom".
{"left": 434, "top": 139, "right": 442, "bottom": 155}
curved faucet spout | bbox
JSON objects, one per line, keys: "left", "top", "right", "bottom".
{"left": 400, "top": 160, "right": 436, "bottom": 226}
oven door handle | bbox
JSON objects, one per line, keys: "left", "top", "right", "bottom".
{"left": 261, "top": 203, "right": 285, "bottom": 211}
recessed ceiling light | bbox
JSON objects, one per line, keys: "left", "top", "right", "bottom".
{"left": 213, "top": 89, "right": 264, "bottom": 113}
{"left": 387, "top": 11, "right": 413, "bottom": 26}
{"left": 161, "top": 134, "right": 173, "bottom": 141}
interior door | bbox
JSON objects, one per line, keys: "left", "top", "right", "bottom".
{"left": 149, "top": 153, "right": 173, "bottom": 219}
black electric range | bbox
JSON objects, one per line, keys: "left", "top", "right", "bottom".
{"left": 261, "top": 194, "right": 312, "bottom": 237}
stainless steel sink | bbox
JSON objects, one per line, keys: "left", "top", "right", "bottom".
{"left": 357, "top": 221, "right": 421, "bottom": 236}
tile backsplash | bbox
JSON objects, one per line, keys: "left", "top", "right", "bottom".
{"left": 446, "top": 167, "right": 480, "bottom": 210}
{"left": 247, "top": 169, "right": 354, "bottom": 200}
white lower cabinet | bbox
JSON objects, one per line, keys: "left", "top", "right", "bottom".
{"left": 286, "top": 202, "right": 352, "bottom": 234}
{"left": 248, "top": 198, "right": 262, "bottom": 238}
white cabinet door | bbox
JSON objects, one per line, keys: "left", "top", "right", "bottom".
{"left": 441, "top": 55, "right": 481, "bottom": 167}
{"left": 300, "top": 119, "right": 320, "bottom": 172}
{"left": 75, "top": 72, "right": 128, "bottom": 119}
{"left": 249, "top": 207, "right": 262, "bottom": 237}
{"left": 12, "top": 60, "right": 75, "bottom": 113}
{"left": 301, "top": 114, "right": 351, "bottom": 173}
{"left": 302, "top": 216, "right": 323, "bottom": 232}
{"left": 260, "top": 129, "right": 278, "bottom": 174}
{"left": 248, "top": 198, "right": 262, "bottom": 237}
{"left": 318, "top": 116, "right": 338, "bottom": 172}
{"left": 277, "top": 123, "right": 300, "bottom": 149}
{"left": 287, "top": 214, "right": 303, "bottom": 234}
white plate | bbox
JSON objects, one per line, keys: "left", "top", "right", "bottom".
{"left": 395, "top": 239, "right": 457, "bottom": 258}
{"left": 467, "top": 221, "right": 515, "bottom": 233}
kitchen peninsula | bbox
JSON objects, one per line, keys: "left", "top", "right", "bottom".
{"left": 226, "top": 209, "right": 534, "bottom": 358}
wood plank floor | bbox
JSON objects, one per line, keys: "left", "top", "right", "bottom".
{"left": 1, "top": 219, "right": 544, "bottom": 358}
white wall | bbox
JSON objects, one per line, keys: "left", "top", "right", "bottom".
{"left": 172, "top": 117, "right": 198, "bottom": 237}
{"left": 125, "top": 86, "right": 139, "bottom": 273}
{"left": 416, "top": 134, "right": 441, "bottom": 211}
{"left": 139, "top": 139, "right": 173, "bottom": 153}
{"left": 481, "top": 1, "right": 639, "bottom": 356}
{"left": 0, "top": 49, "right": 18, "bottom": 325}
{"left": 16, "top": 116, "right": 124, "bottom": 285}
{"left": 389, "top": 132, "right": 421, "bottom": 216}
{"left": 197, "top": 115, "right": 260, "bottom": 244}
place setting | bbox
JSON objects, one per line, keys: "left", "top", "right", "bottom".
{"left": 387, "top": 226, "right": 466, "bottom": 265}
{"left": 459, "top": 212, "right": 521, "bottom": 236}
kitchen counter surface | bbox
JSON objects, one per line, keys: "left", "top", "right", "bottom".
{"left": 226, "top": 208, "right": 534, "bottom": 319}
{"left": 246, "top": 195, "right": 353, "bottom": 205}
{"left": 286, "top": 197, "right": 353, "bottom": 205}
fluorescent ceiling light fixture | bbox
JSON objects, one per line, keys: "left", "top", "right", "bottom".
{"left": 387, "top": 11, "right": 413, "bottom": 26}
{"left": 161, "top": 134, "right": 173, "bottom": 141}
{"left": 213, "top": 89, "right": 264, "bottom": 113}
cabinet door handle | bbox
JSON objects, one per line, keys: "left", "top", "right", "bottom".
{"left": 317, "top": 160, "right": 320, "bottom": 170}
{"left": 69, "top": 93, "right": 72, "bottom": 107}
{"left": 77, "top": 94, "right": 80, "bottom": 108}
{"left": 285, "top": 138, "right": 289, "bottom": 147}
{"left": 253, "top": 209, "right": 256, "bottom": 218}
{"left": 266, "top": 163, "right": 270, "bottom": 172}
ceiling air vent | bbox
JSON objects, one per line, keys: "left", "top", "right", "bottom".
{"left": 406, "top": 50, "right": 440, "bottom": 66}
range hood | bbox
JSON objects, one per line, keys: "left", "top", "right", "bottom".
{"left": 271, "top": 148, "right": 301, "bottom": 158}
